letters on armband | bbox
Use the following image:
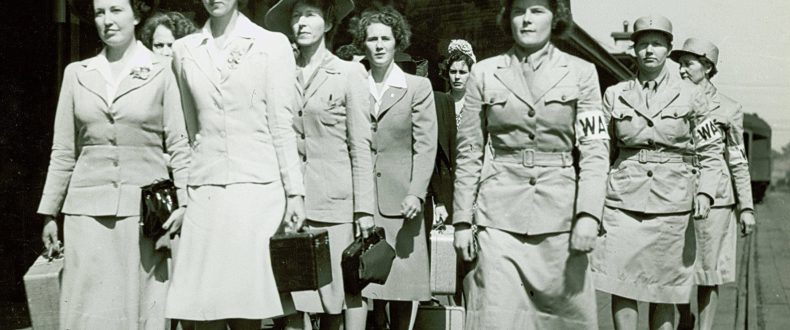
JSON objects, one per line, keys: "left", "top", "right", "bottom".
{"left": 575, "top": 111, "right": 609, "bottom": 141}
{"left": 693, "top": 118, "right": 723, "bottom": 147}
{"left": 727, "top": 145, "right": 748, "bottom": 165}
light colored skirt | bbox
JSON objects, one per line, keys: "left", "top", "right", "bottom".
{"left": 464, "top": 228, "right": 598, "bottom": 329}
{"left": 61, "top": 215, "right": 168, "bottom": 330}
{"left": 165, "top": 183, "right": 292, "bottom": 320}
{"left": 292, "top": 221, "right": 362, "bottom": 314}
{"left": 692, "top": 206, "right": 737, "bottom": 285}
{"left": 362, "top": 212, "right": 430, "bottom": 302}
{"left": 592, "top": 207, "right": 696, "bottom": 303}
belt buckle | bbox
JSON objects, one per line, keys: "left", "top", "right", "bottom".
{"left": 638, "top": 149, "right": 648, "bottom": 163}
{"left": 522, "top": 149, "right": 535, "bottom": 167}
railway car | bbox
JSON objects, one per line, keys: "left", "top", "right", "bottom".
{"left": 743, "top": 113, "right": 772, "bottom": 203}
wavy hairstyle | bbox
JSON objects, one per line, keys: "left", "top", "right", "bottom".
{"left": 140, "top": 11, "right": 198, "bottom": 49}
{"left": 351, "top": 6, "right": 412, "bottom": 53}
{"left": 496, "top": 0, "right": 572, "bottom": 37}
{"left": 69, "top": 0, "right": 153, "bottom": 22}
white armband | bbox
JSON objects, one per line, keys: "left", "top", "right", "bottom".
{"left": 575, "top": 111, "right": 609, "bottom": 142}
{"left": 694, "top": 118, "right": 722, "bottom": 147}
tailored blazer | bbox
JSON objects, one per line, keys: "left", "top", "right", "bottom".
{"left": 705, "top": 85, "right": 753, "bottom": 211}
{"left": 370, "top": 70, "right": 438, "bottom": 217}
{"left": 294, "top": 52, "right": 375, "bottom": 222}
{"left": 604, "top": 68, "right": 724, "bottom": 214}
{"left": 453, "top": 45, "right": 610, "bottom": 235}
{"left": 428, "top": 92, "right": 457, "bottom": 220}
{"left": 38, "top": 44, "right": 190, "bottom": 217}
{"left": 171, "top": 14, "right": 303, "bottom": 195}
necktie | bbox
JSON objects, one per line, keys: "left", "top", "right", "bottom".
{"left": 644, "top": 81, "right": 657, "bottom": 108}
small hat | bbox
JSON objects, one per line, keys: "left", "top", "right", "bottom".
{"left": 631, "top": 15, "right": 673, "bottom": 42}
{"left": 68, "top": 0, "right": 156, "bottom": 23}
{"left": 265, "top": 0, "right": 354, "bottom": 37}
{"left": 669, "top": 38, "right": 719, "bottom": 75}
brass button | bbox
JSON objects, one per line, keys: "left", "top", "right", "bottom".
{"left": 529, "top": 133, "right": 535, "bottom": 140}
{"left": 647, "top": 171, "right": 653, "bottom": 177}
{"left": 529, "top": 178, "right": 537, "bottom": 185}
{"left": 376, "top": 172, "right": 381, "bottom": 177}
{"left": 113, "top": 161, "right": 119, "bottom": 167}
{"left": 647, "top": 120, "right": 654, "bottom": 127}
{"left": 692, "top": 169, "right": 698, "bottom": 174}
{"left": 298, "top": 111, "right": 303, "bottom": 116}
{"left": 109, "top": 117, "right": 115, "bottom": 124}
{"left": 561, "top": 95, "right": 567, "bottom": 101}
{"left": 302, "top": 155, "right": 307, "bottom": 162}
{"left": 528, "top": 109, "right": 535, "bottom": 117}
{"left": 647, "top": 139, "right": 654, "bottom": 146}
{"left": 300, "top": 133, "right": 305, "bottom": 139}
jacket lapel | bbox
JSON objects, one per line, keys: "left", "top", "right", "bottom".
{"left": 113, "top": 59, "right": 164, "bottom": 103}
{"left": 376, "top": 86, "right": 407, "bottom": 120}
{"left": 619, "top": 81, "right": 653, "bottom": 118}
{"left": 531, "top": 55, "right": 569, "bottom": 101}
{"left": 76, "top": 62, "right": 109, "bottom": 107}
{"left": 650, "top": 83, "right": 681, "bottom": 116}
{"left": 184, "top": 40, "right": 221, "bottom": 91}
{"left": 493, "top": 52, "right": 535, "bottom": 108}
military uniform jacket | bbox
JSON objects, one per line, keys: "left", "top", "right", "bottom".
{"left": 705, "top": 84, "right": 754, "bottom": 211}
{"left": 453, "top": 45, "right": 610, "bottom": 235}
{"left": 38, "top": 43, "right": 190, "bottom": 217}
{"left": 369, "top": 65, "right": 437, "bottom": 217}
{"left": 293, "top": 51, "right": 375, "bottom": 223}
{"left": 172, "top": 14, "right": 303, "bottom": 196}
{"left": 604, "top": 68, "right": 724, "bottom": 214}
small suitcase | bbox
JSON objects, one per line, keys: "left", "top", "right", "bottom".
{"left": 414, "top": 304, "right": 465, "bottom": 330}
{"left": 430, "top": 224, "right": 457, "bottom": 295}
{"left": 24, "top": 254, "right": 63, "bottom": 330}
{"left": 270, "top": 229, "right": 332, "bottom": 292}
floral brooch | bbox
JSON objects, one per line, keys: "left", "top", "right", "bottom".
{"left": 130, "top": 66, "right": 151, "bottom": 80}
{"left": 227, "top": 48, "right": 245, "bottom": 70}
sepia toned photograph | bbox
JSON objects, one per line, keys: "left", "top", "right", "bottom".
{"left": 1, "top": 0, "right": 789, "bottom": 329}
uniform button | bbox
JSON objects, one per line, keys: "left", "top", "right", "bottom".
{"left": 529, "top": 133, "right": 535, "bottom": 140}
{"left": 647, "top": 171, "right": 653, "bottom": 177}
{"left": 647, "top": 120, "right": 654, "bottom": 127}
{"left": 372, "top": 127, "right": 377, "bottom": 132}
{"left": 109, "top": 117, "right": 115, "bottom": 124}
{"left": 529, "top": 178, "right": 537, "bottom": 185}
{"left": 302, "top": 155, "right": 307, "bottom": 161}
{"left": 112, "top": 182, "right": 118, "bottom": 188}
{"left": 371, "top": 149, "right": 377, "bottom": 154}
{"left": 300, "top": 133, "right": 305, "bottom": 139}
{"left": 113, "top": 161, "right": 119, "bottom": 167}
{"left": 647, "top": 139, "right": 654, "bottom": 146}
{"left": 376, "top": 172, "right": 382, "bottom": 177}
{"left": 298, "top": 111, "right": 303, "bottom": 116}
{"left": 692, "top": 169, "right": 698, "bottom": 174}
{"left": 489, "top": 98, "right": 495, "bottom": 103}
{"left": 528, "top": 110, "right": 536, "bottom": 117}
{"left": 110, "top": 139, "right": 116, "bottom": 146}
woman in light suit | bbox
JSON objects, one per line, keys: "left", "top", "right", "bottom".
{"left": 163, "top": 0, "right": 305, "bottom": 329}
{"left": 453, "top": 0, "right": 609, "bottom": 328}
{"left": 264, "top": 0, "right": 374, "bottom": 329}
{"left": 39, "top": 0, "right": 189, "bottom": 328}
{"left": 351, "top": 7, "right": 437, "bottom": 330}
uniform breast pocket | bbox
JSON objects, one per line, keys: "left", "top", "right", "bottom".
{"left": 315, "top": 96, "right": 346, "bottom": 126}
{"left": 483, "top": 90, "right": 519, "bottom": 125}
{"left": 611, "top": 106, "right": 638, "bottom": 139}
{"left": 483, "top": 90, "right": 509, "bottom": 111}
{"left": 543, "top": 87, "right": 579, "bottom": 123}
{"left": 658, "top": 106, "right": 692, "bottom": 140}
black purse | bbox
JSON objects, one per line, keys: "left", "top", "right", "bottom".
{"left": 140, "top": 179, "right": 179, "bottom": 238}
{"left": 341, "top": 227, "right": 396, "bottom": 294}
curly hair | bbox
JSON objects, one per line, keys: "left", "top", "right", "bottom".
{"left": 496, "top": 0, "right": 572, "bottom": 37}
{"left": 70, "top": 0, "right": 152, "bottom": 22}
{"left": 351, "top": 7, "right": 412, "bottom": 53}
{"left": 140, "top": 11, "right": 198, "bottom": 49}
{"left": 441, "top": 51, "right": 474, "bottom": 77}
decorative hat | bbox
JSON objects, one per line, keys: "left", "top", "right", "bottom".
{"left": 447, "top": 39, "right": 476, "bottom": 63}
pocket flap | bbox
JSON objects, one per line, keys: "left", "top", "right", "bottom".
{"left": 544, "top": 87, "right": 579, "bottom": 103}
{"left": 660, "top": 106, "right": 692, "bottom": 119}
{"left": 483, "top": 91, "right": 509, "bottom": 105}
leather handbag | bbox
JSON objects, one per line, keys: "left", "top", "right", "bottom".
{"left": 140, "top": 179, "right": 179, "bottom": 238}
{"left": 341, "top": 227, "right": 395, "bottom": 294}
{"left": 270, "top": 229, "right": 332, "bottom": 292}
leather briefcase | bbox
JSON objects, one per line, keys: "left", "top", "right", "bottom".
{"left": 341, "top": 227, "right": 395, "bottom": 294}
{"left": 430, "top": 224, "right": 457, "bottom": 295}
{"left": 24, "top": 248, "right": 64, "bottom": 330}
{"left": 270, "top": 229, "right": 332, "bottom": 292}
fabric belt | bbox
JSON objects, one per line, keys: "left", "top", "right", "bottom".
{"left": 492, "top": 149, "right": 573, "bottom": 167}
{"left": 618, "top": 148, "right": 697, "bottom": 165}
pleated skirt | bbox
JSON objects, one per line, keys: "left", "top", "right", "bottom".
{"left": 165, "top": 183, "right": 292, "bottom": 320}
{"left": 692, "top": 206, "right": 737, "bottom": 285}
{"left": 61, "top": 215, "right": 169, "bottom": 330}
{"left": 592, "top": 207, "right": 696, "bottom": 303}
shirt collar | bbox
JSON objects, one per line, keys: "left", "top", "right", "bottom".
{"left": 638, "top": 65, "right": 670, "bottom": 91}
{"left": 510, "top": 42, "right": 553, "bottom": 71}
{"left": 199, "top": 13, "right": 257, "bottom": 45}
{"left": 368, "top": 63, "right": 408, "bottom": 101}
{"left": 85, "top": 41, "right": 153, "bottom": 71}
